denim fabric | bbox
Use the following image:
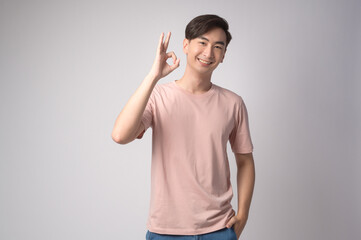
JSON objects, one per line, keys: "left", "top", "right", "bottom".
{"left": 146, "top": 227, "right": 237, "bottom": 240}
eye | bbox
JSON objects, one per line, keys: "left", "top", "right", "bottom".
{"left": 199, "top": 41, "right": 206, "bottom": 45}
{"left": 215, "top": 46, "right": 223, "bottom": 50}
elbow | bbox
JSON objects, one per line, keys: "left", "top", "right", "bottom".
{"left": 111, "top": 132, "right": 132, "bottom": 145}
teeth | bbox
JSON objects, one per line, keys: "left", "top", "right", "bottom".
{"left": 198, "top": 58, "right": 212, "bottom": 65}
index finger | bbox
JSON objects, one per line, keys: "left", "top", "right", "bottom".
{"left": 163, "top": 32, "right": 171, "bottom": 51}
{"left": 157, "top": 32, "right": 164, "bottom": 54}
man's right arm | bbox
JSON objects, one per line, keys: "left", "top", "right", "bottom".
{"left": 111, "top": 74, "right": 157, "bottom": 144}
{"left": 111, "top": 32, "right": 180, "bottom": 144}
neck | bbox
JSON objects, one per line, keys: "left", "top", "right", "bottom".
{"left": 177, "top": 65, "right": 213, "bottom": 94}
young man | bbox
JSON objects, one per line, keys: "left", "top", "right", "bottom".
{"left": 112, "top": 15, "right": 255, "bottom": 240}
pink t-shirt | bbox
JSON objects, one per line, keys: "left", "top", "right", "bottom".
{"left": 140, "top": 80, "right": 253, "bottom": 235}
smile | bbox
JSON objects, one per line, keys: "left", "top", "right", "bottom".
{"left": 197, "top": 58, "right": 213, "bottom": 65}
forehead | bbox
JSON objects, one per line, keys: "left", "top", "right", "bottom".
{"left": 198, "top": 28, "right": 227, "bottom": 43}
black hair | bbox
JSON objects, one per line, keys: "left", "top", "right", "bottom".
{"left": 185, "top": 14, "right": 232, "bottom": 47}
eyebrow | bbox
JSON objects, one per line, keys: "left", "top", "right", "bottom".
{"left": 198, "top": 36, "right": 225, "bottom": 46}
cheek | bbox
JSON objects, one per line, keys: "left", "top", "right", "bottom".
{"left": 217, "top": 51, "right": 225, "bottom": 59}
{"left": 189, "top": 45, "right": 201, "bottom": 54}
{"left": 188, "top": 49, "right": 198, "bottom": 59}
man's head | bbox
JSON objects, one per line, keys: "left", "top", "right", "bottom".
{"left": 185, "top": 14, "right": 232, "bottom": 48}
{"left": 183, "top": 14, "right": 231, "bottom": 74}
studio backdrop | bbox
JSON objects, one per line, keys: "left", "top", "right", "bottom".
{"left": 0, "top": 0, "right": 360, "bottom": 240}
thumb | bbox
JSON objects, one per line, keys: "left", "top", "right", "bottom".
{"left": 226, "top": 216, "right": 236, "bottom": 228}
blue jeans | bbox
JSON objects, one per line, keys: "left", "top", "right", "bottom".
{"left": 146, "top": 227, "right": 237, "bottom": 240}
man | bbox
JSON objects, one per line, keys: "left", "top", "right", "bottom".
{"left": 112, "top": 14, "right": 255, "bottom": 240}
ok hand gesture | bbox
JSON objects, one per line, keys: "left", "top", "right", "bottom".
{"left": 149, "top": 32, "right": 180, "bottom": 81}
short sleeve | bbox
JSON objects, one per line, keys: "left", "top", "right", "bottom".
{"left": 229, "top": 99, "right": 254, "bottom": 153}
{"left": 137, "top": 88, "right": 155, "bottom": 139}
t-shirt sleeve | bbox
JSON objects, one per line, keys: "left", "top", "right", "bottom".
{"left": 137, "top": 88, "right": 155, "bottom": 139}
{"left": 229, "top": 99, "right": 254, "bottom": 153}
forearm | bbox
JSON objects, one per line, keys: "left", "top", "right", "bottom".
{"left": 236, "top": 154, "right": 255, "bottom": 219}
{"left": 112, "top": 32, "right": 179, "bottom": 144}
{"left": 111, "top": 74, "right": 158, "bottom": 143}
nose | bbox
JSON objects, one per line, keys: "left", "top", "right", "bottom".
{"left": 202, "top": 45, "right": 214, "bottom": 59}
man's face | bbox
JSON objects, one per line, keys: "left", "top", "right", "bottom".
{"left": 183, "top": 27, "right": 227, "bottom": 74}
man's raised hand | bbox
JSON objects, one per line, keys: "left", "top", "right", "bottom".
{"left": 149, "top": 32, "right": 180, "bottom": 81}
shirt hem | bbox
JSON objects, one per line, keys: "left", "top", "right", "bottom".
{"left": 232, "top": 148, "right": 254, "bottom": 154}
{"left": 147, "top": 222, "right": 229, "bottom": 235}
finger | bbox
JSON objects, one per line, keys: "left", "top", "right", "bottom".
{"left": 226, "top": 217, "right": 236, "bottom": 228}
{"left": 163, "top": 32, "right": 171, "bottom": 51}
{"left": 166, "top": 51, "right": 177, "bottom": 63}
{"left": 169, "top": 58, "right": 180, "bottom": 71}
{"left": 157, "top": 32, "right": 164, "bottom": 54}
{"left": 166, "top": 52, "right": 180, "bottom": 72}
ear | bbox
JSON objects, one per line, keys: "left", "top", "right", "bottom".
{"left": 183, "top": 38, "right": 190, "bottom": 54}
{"left": 220, "top": 48, "right": 227, "bottom": 63}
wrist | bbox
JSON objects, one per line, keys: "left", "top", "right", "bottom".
{"left": 236, "top": 212, "right": 249, "bottom": 221}
{"left": 145, "top": 73, "right": 160, "bottom": 84}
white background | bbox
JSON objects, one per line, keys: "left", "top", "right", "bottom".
{"left": 1, "top": 0, "right": 360, "bottom": 239}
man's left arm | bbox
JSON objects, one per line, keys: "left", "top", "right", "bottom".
{"left": 226, "top": 152, "right": 255, "bottom": 239}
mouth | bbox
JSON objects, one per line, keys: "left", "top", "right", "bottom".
{"left": 197, "top": 58, "right": 213, "bottom": 65}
